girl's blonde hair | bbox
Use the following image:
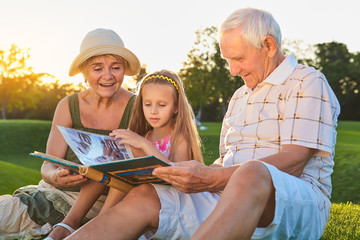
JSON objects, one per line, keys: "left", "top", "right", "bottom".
{"left": 128, "top": 69, "right": 203, "bottom": 163}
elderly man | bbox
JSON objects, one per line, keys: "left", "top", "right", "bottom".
{"left": 67, "top": 7, "right": 340, "bottom": 240}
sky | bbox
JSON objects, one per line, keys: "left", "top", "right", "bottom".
{"left": 1, "top": 0, "right": 359, "bottom": 85}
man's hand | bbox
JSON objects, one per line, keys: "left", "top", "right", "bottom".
{"left": 153, "top": 160, "right": 231, "bottom": 193}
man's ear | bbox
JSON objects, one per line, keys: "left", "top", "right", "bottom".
{"left": 263, "top": 36, "right": 277, "bottom": 57}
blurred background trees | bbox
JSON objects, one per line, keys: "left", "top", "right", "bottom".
{"left": 1, "top": 28, "right": 359, "bottom": 121}
{"left": 180, "top": 27, "right": 360, "bottom": 122}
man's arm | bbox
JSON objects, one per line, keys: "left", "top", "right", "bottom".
{"left": 153, "top": 144, "right": 315, "bottom": 193}
{"left": 262, "top": 144, "right": 316, "bottom": 177}
{"left": 153, "top": 160, "right": 238, "bottom": 193}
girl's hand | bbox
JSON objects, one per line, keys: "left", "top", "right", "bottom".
{"left": 110, "top": 129, "right": 170, "bottom": 163}
{"left": 110, "top": 129, "right": 148, "bottom": 149}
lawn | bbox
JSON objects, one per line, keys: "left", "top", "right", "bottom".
{"left": 0, "top": 119, "right": 359, "bottom": 239}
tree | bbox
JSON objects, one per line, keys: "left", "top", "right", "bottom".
{"left": 211, "top": 41, "right": 242, "bottom": 116}
{"left": 122, "top": 63, "right": 148, "bottom": 93}
{"left": 7, "top": 80, "right": 85, "bottom": 120}
{"left": 282, "top": 39, "right": 315, "bottom": 66}
{"left": 313, "top": 42, "right": 360, "bottom": 120}
{"left": 179, "top": 26, "right": 242, "bottom": 122}
{"left": 0, "top": 44, "right": 48, "bottom": 119}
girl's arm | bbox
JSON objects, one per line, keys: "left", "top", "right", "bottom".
{"left": 110, "top": 129, "right": 170, "bottom": 163}
{"left": 170, "top": 136, "right": 189, "bottom": 163}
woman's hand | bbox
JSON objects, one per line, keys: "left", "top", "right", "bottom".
{"left": 41, "top": 161, "right": 87, "bottom": 188}
{"left": 52, "top": 167, "right": 88, "bottom": 188}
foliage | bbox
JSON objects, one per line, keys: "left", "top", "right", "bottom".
{"left": 0, "top": 44, "right": 49, "bottom": 119}
{"left": 313, "top": 42, "right": 360, "bottom": 120}
{"left": 282, "top": 39, "right": 316, "bottom": 66}
{"left": 11, "top": 81, "right": 85, "bottom": 120}
{"left": 0, "top": 44, "right": 85, "bottom": 120}
{"left": 179, "top": 26, "right": 242, "bottom": 122}
{"left": 132, "top": 63, "right": 149, "bottom": 84}
{"left": 123, "top": 63, "right": 149, "bottom": 92}
{"left": 180, "top": 28, "right": 359, "bottom": 122}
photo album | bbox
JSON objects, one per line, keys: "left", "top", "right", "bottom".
{"left": 30, "top": 126, "right": 170, "bottom": 193}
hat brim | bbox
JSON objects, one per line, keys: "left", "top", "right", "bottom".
{"left": 69, "top": 45, "right": 140, "bottom": 77}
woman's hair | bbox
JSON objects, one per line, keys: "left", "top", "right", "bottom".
{"left": 128, "top": 69, "right": 203, "bottom": 163}
{"left": 219, "top": 7, "right": 282, "bottom": 50}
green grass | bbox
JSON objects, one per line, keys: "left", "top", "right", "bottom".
{"left": 0, "top": 160, "right": 41, "bottom": 194}
{"left": 0, "top": 119, "right": 50, "bottom": 170}
{"left": 331, "top": 121, "right": 360, "bottom": 203}
{"left": 0, "top": 119, "right": 50, "bottom": 192}
{"left": 0, "top": 119, "right": 359, "bottom": 239}
{"left": 321, "top": 202, "right": 360, "bottom": 240}
{"left": 198, "top": 122, "right": 222, "bottom": 164}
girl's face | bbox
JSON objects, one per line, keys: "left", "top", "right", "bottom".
{"left": 141, "top": 83, "right": 177, "bottom": 131}
{"left": 81, "top": 55, "right": 125, "bottom": 98}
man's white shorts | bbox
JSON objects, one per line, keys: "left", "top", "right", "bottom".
{"left": 146, "top": 162, "right": 331, "bottom": 239}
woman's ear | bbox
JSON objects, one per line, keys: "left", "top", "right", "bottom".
{"left": 263, "top": 36, "right": 277, "bottom": 57}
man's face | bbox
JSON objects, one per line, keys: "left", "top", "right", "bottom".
{"left": 220, "top": 28, "right": 271, "bottom": 90}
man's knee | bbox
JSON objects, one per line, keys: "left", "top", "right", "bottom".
{"left": 231, "top": 161, "right": 276, "bottom": 226}
{"left": 127, "top": 184, "right": 159, "bottom": 202}
{"left": 124, "top": 184, "right": 161, "bottom": 228}
{"left": 229, "top": 160, "right": 274, "bottom": 200}
{"left": 235, "top": 160, "right": 272, "bottom": 183}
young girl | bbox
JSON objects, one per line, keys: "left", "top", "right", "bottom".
{"left": 47, "top": 69, "right": 203, "bottom": 239}
{"left": 113, "top": 69, "right": 203, "bottom": 163}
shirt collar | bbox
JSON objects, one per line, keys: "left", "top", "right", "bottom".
{"left": 242, "top": 54, "right": 297, "bottom": 94}
{"left": 263, "top": 53, "right": 297, "bottom": 85}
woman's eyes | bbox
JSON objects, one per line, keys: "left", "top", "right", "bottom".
{"left": 93, "top": 66, "right": 121, "bottom": 71}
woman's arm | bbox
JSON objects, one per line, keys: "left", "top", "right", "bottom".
{"left": 41, "top": 96, "right": 87, "bottom": 187}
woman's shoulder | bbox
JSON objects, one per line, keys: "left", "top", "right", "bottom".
{"left": 52, "top": 95, "right": 73, "bottom": 126}
{"left": 118, "top": 88, "right": 135, "bottom": 102}
{"left": 55, "top": 95, "right": 71, "bottom": 111}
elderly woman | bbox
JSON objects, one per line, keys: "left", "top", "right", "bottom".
{"left": 0, "top": 28, "right": 140, "bottom": 239}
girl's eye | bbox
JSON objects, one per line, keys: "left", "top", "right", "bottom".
{"left": 144, "top": 103, "right": 151, "bottom": 107}
{"left": 112, "top": 66, "right": 121, "bottom": 70}
{"left": 159, "top": 104, "right": 166, "bottom": 107}
{"left": 94, "top": 68, "right": 102, "bottom": 71}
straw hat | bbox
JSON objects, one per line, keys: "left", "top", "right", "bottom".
{"left": 69, "top": 28, "right": 140, "bottom": 76}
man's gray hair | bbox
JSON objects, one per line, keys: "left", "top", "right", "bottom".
{"left": 219, "top": 7, "right": 282, "bottom": 50}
